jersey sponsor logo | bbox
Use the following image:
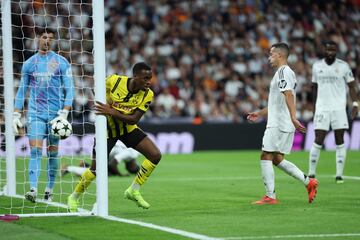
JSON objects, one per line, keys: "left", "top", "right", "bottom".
{"left": 278, "top": 79, "right": 287, "bottom": 89}
{"left": 112, "top": 102, "right": 135, "bottom": 112}
{"left": 33, "top": 72, "right": 52, "bottom": 83}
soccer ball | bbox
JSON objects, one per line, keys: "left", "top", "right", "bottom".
{"left": 51, "top": 118, "right": 72, "bottom": 139}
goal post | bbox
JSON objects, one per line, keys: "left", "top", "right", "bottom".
{"left": 2, "top": 0, "right": 17, "bottom": 197}
{"left": 0, "top": 0, "right": 108, "bottom": 217}
{"left": 93, "top": 0, "right": 108, "bottom": 217}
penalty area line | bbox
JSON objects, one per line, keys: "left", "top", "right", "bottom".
{"left": 103, "top": 215, "right": 220, "bottom": 240}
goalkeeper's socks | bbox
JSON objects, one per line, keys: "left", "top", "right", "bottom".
{"left": 72, "top": 168, "right": 96, "bottom": 199}
{"left": 47, "top": 151, "right": 59, "bottom": 189}
{"left": 132, "top": 159, "right": 156, "bottom": 189}
{"left": 29, "top": 147, "right": 42, "bottom": 189}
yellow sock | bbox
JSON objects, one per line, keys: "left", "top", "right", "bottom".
{"left": 73, "top": 168, "right": 96, "bottom": 196}
{"left": 134, "top": 159, "right": 156, "bottom": 186}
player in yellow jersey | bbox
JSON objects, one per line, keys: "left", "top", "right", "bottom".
{"left": 68, "top": 62, "right": 161, "bottom": 211}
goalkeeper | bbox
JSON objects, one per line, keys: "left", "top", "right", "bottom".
{"left": 13, "top": 27, "right": 74, "bottom": 203}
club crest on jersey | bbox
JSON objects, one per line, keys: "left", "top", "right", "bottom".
{"left": 48, "top": 59, "right": 59, "bottom": 73}
{"left": 278, "top": 79, "right": 287, "bottom": 89}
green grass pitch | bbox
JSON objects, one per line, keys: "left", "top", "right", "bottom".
{"left": 1, "top": 150, "right": 360, "bottom": 240}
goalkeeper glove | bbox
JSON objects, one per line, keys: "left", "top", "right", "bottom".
{"left": 13, "top": 112, "right": 23, "bottom": 135}
{"left": 50, "top": 109, "right": 69, "bottom": 125}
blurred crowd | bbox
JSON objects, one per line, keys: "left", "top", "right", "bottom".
{"left": 2, "top": 0, "right": 360, "bottom": 124}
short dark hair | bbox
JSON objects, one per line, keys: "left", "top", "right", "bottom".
{"left": 36, "top": 27, "right": 57, "bottom": 37}
{"left": 324, "top": 40, "right": 337, "bottom": 48}
{"left": 132, "top": 62, "right": 151, "bottom": 75}
{"left": 271, "top": 42, "right": 290, "bottom": 57}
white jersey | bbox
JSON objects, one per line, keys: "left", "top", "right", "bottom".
{"left": 312, "top": 59, "right": 354, "bottom": 111}
{"left": 267, "top": 65, "right": 297, "bottom": 132}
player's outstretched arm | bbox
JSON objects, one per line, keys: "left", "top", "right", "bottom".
{"left": 247, "top": 107, "right": 267, "bottom": 122}
{"left": 283, "top": 90, "right": 306, "bottom": 133}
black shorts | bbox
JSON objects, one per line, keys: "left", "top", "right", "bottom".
{"left": 93, "top": 128, "right": 147, "bottom": 157}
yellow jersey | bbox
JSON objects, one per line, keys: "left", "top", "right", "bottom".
{"left": 105, "top": 74, "right": 153, "bottom": 138}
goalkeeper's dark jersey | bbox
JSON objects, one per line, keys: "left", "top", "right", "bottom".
{"left": 105, "top": 74, "right": 153, "bottom": 138}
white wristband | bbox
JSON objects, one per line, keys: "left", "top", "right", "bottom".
{"left": 353, "top": 101, "right": 359, "bottom": 107}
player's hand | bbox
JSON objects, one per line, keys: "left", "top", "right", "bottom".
{"left": 351, "top": 105, "right": 358, "bottom": 119}
{"left": 292, "top": 118, "right": 306, "bottom": 133}
{"left": 50, "top": 109, "right": 69, "bottom": 125}
{"left": 12, "top": 112, "right": 23, "bottom": 135}
{"left": 247, "top": 112, "right": 259, "bottom": 122}
{"left": 93, "top": 101, "right": 117, "bottom": 116}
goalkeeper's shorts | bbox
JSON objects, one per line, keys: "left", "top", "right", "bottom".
{"left": 27, "top": 114, "right": 59, "bottom": 144}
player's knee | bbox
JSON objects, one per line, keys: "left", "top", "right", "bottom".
{"left": 335, "top": 138, "right": 344, "bottom": 145}
{"left": 149, "top": 150, "right": 162, "bottom": 164}
{"left": 30, "top": 147, "right": 42, "bottom": 158}
{"left": 47, "top": 151, "right": 58, "bottom": 159}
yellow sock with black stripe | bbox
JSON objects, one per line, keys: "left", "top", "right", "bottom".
{"left": 132, "top": 159, "right": 156, "bottom": 189}
{"left": 72, "top": 168, "right": 96, "bottom": 199}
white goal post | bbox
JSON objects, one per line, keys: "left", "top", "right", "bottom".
{"left": 1, "top": 0, "right": 108, "bottom": 217}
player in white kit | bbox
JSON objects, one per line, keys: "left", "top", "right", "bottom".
{"left": 308, "top": 41, "right": 359, "bottom": 183}
{"left": 248, "top": 43, "right": 318, "bottom": 205}
{"left": 61, "top": 141, "right": 140, "bottom": 177}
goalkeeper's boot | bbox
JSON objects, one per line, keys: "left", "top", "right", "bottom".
{"left": 306, "top": 178, "right": 318, "bottom": 203}
{"left": 124, "top": 187, "right": 150, "bottom": 209}
{"left": 25, "top": 189, "right": 37, "bottom": 203}
{"left": 252, "top": 196, "right": 278, "bottom": 205}
{"left": 44, "top": 191, "right": 53, "bottom": 202}
{"left": 67, "top": 195, "right": 79, "bottom": 212}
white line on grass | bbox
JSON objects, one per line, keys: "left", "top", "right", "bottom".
{"left": 344, "top": 175, "right": 360, "bottom": 180}
{"left": 221, "top": 233, "right": 360, "bottom": 239}
{"left": 5, "top": 194, "right": 219, "bottom": 240}
{"left": 110, "top": 174, "right": 360, "bottom": 183}
{"left": 104, "top": 215, "right": 221, "bottom": 240}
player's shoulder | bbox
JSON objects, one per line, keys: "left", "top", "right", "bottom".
{"left": 278, "top": 65, "right": 294, "bottom": 78}
{"left": 23, "top": 54, "right": 38, "bottom": 64}
{"left": 22, "top": 54, "right": 37, "bottom": 70}
{"left": 335, "top": 58, "right": 350, "bottom": 68}
{"left": 312, "top": 59, "right": 323, "bottom": 67}
{"left": 106, "top": 74, "right": 127, "bottom": 82}
{"left": 52, "top": 52, "right": 69, "bottom": 63}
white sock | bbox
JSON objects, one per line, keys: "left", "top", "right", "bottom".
{"left": 67, "top": 166, "right": 87, "bottom": 176}
{"left": 309, "top": 143, "right": 322, "bottom": 176}
{"left": 336, "top": 144, "right": 346, "bottom": 177}
{"left": 131, "top": 182, "right": 140, "bottom": 190}
{"left": 277, "top": 160, "right": 309, "bottom": 185}
{"left": 71, "top": 192, "right": 80, "bottom": 199}
{"left": 260, "top": 160, "right": 276, "bottom": 199}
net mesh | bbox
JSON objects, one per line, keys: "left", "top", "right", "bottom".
{"left": 1, "top": 0, "right": 96, "bottom": 215}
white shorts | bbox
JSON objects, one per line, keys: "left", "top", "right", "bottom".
{"left": 262, "top": 128, "right": 294, "bottom": 155}
{"left": 314, "top": 109, "right": 349, "bottom": 131}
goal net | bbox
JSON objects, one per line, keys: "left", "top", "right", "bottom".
{"left": 1, "top": 0, "right": 107, "bottom": 217}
